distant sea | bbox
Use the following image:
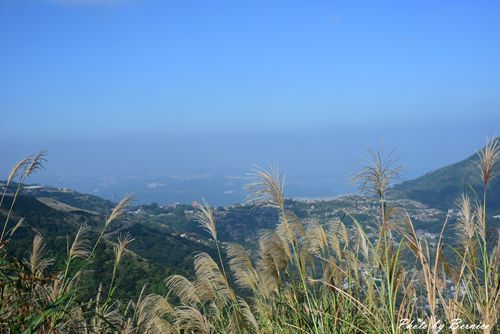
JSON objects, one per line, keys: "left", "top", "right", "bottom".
{"left": 32, "top": 174, "right": 343, "bottom": 206}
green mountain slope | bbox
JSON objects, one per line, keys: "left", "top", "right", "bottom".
{"left": 392, "top": 140, "right": 500, "bottom": 215}
{"left": 0, "top": 193, "right": 217, "bottom": 300}
{"left": 21, "top": 184, "right": 116, "bottom": 214}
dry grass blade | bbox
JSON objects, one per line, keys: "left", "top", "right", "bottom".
{"left": 114, "top": 233, "right": 134, "bottom": 266}
{"left": 493, "top": 229, "right": 500, "bottom": 272}
{"left": 9, "top": 217, "right": 24, "bottom": 236}
{"left": 312, "top": 278, "right": 379, "bottom": 328}
{"left": 94, "top": 303, "right": 124, "bottom": 331}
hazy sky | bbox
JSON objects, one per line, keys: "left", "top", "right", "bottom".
{"left": 1, "top": 0, "right": 499, "bottom": 202}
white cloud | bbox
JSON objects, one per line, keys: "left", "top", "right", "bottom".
{"left": 147, "top": 182, "right": 165, "bottom": 189}
{"left": 169, "top": 173, "right": 212, "bottom": 181}
{"left": 224, "top": 175, "right": 247, "bottom": 180}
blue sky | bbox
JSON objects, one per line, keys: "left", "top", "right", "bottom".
{"left": 1, "top": 0, "right": 499, "bottom": 202}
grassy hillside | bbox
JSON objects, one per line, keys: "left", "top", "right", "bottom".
{"left": 393, "top": 138, "right": 500, "bottom": 215}
{"left": 0, "top": 193, "right": 217, "bottom": 301}
{"left": 20, "top": 184, "right": 116, "bottom": 214}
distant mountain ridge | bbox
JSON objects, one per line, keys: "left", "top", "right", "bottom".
{"left": 392, "top": 138, "right": 500, "bottom": 215}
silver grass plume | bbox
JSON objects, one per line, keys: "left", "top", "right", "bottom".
{"left": 256, "top": 229, "right": 289, "bottom": 295}
{"left": 193, "top": 252, "right": 236, "bottom": 303}
{"left": 226, "top": 243, "right": 258, "bottom": 291}
{"left": 477, "top": 137, "right": 499, "bottom": 187}
{"left": 131, "top": 292, "right": 173, "bottom": 333}
{"left": 244, "top": 164, "right": 285, "bottom": 209}
{"left": 69, "top": 224, "right": 91, "bottom": 260}
{"left": 106, "top": 193, "right": 134, "bottom": 227}
{"left": 6, "top": 158, "right": 30, "bottom": 187}
{"left": 237, "top": 297, "right": 260, "bottom": 334}
{"left": 22, "top": 151, "right": 47, "bottom": 179}
{"left": 456, "top": 194, "right": 476, "bottom": 248}
{"left": 351, "top": 148, "right": 402, "bottom": 200}
{"left": 173, "top": 306, "right": 210, "bottom": 334}
{"left": 165, "top": 275, "right": 201, "bottom": 305}
{"left": 114, "top": 233, "right": 134, "bottom": 267}
{"left": 305, "top": 221, "right": 329, "bottom": 256}
{"left": 29, "top": 234, "right": 54, "bottom": 277}
{"left": 194, "top": 199, "right": 218, "bottom": 241}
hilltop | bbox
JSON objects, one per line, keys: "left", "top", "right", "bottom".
{"left": 392, "top": 138, "right": 500, "bottom": 215}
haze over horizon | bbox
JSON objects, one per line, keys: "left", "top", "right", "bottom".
{"left": 1, "top": 0, "right": 499, "bottom": 204}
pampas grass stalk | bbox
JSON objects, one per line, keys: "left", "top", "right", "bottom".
{"left": 1, "top": 151, "right": 46, "bottom": 242}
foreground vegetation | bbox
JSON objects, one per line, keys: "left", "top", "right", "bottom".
{"left": 0, "top": 139, "right": 499, "bottom": 333}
